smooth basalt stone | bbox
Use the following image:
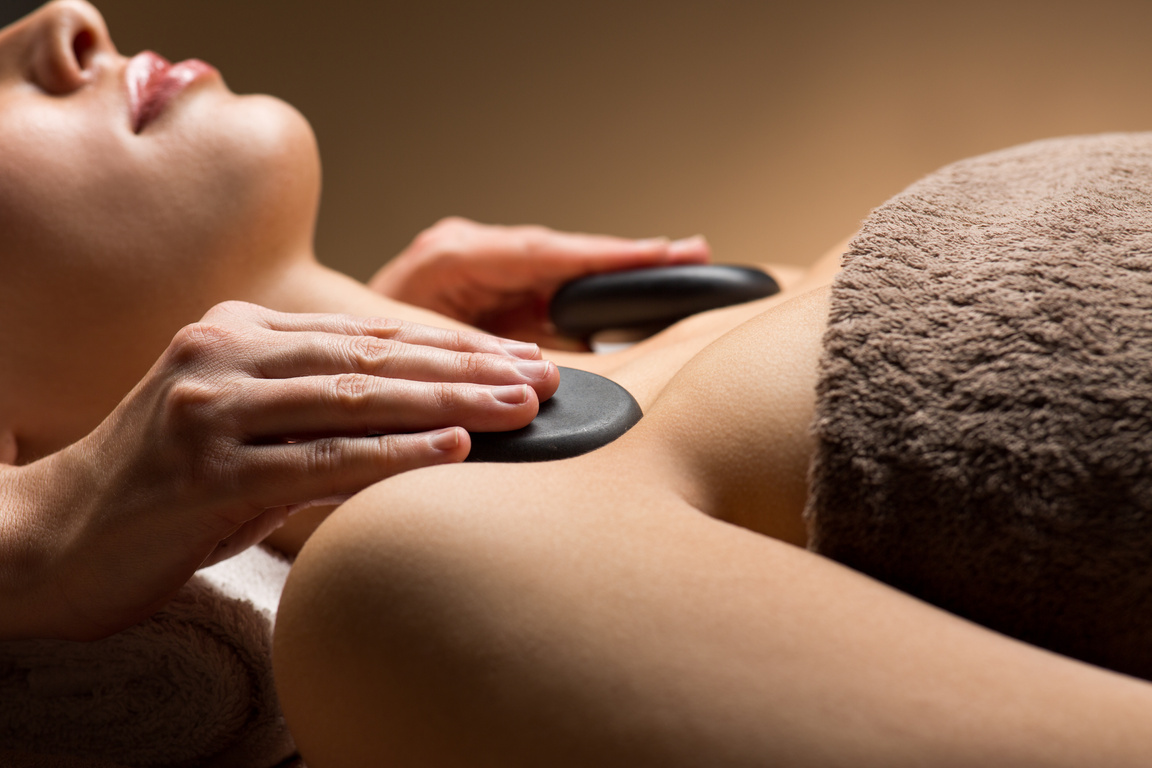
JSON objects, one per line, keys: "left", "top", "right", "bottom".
{"left": 466, "top": 367, "right": 642, "bottom": 463}
{"left": 550, "top": 264, "right": 781, "bottom": 339}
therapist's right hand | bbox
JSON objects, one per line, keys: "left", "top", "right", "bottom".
{"left": 1, "top": 300, "right": 558, "bottom": 641}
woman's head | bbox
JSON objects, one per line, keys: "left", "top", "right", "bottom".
{"left": 0, "top": 0, "right": 323, "bottom": 460}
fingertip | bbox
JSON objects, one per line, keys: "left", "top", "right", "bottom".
{"left": 534, "top": 360, "right": 560, "bottom": 401}
{"left": 668, "top": 235, "right": 711, "bottom": 263}
{"left": 417, "top": 425, "right": 484, "bottom": 465}
{"left": 428, "top": 426, "right": 468, "bottom": 456}
{"left": 499, "top": 339, "right": 542, "bottom": 359}
{"left": 491, "top": 384, "right": 532, "bottom": 406}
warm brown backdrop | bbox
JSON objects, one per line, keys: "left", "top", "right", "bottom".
{"left": 96, "top": 0, "right": 1152, "bottom": 280}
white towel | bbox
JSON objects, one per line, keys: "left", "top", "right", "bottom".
{"left": 0, "top": 545, "right": 295, "bottom": 768}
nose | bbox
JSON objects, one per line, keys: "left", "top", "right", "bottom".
{"left": 24, "top": 0, "right": 116, "bottom": 95}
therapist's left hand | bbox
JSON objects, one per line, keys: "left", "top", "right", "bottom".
{"left": 369, "top": 217, "right": 711, "bottom": 348}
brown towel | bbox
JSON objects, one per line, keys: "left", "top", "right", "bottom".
{"left": 805, "top": 133, "right": 1152, "bottom": 679}
{"left": 0, "top": 545, "right": 295, "bottom": 767}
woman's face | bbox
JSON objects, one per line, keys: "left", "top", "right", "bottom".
{"left": 0, "top": 0, "right": 322, "bottom": 460}
{"left": 0, "top": 0, "right": 320, "bottom": 272}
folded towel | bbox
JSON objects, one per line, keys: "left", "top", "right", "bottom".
{"left": 805, "top": 133, "right": 1152, "bottom": 680}
{"left": 0, "top": 545, "right": 295, "bottom": 767}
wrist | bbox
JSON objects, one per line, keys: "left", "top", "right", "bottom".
{"left": 0, "top": 457, "right": 60, "bottom": 638}
{"left": 0, "top": 444, "right": 100, "bottom": 639}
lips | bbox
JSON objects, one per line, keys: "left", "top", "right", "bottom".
{"left": 126, "top": 51, "right": 217, "bottom": 133}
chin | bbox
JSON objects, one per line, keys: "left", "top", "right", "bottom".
{"left": 84, "top": 95, "right": 325, "bottom": 435}
{"left": 191, "top": 92, "right": 322, "bottom": 263}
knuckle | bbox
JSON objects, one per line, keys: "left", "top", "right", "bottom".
{"left": 431, "top": 381, "right": 462, "bottom": 412}
{"left": 347, "top": 335, "right": 394, "bottom": 372}
{"left": 330, "top": 372, "right": 373, "bottom": 412}
{"left": 164, "top": 378, "right": 223, "bottom": 428}
{"left": 374, "top": 435, "right": 400, "bottom": 470}
{"left": 201, "top": 299, "right": 259, "bottom": 323}
{"left": 448, "top": 328, "right": 483, "bottom": 352}
{"left": 305, "top": 439, "right": 344, "bottom": 476}
{"left": 194, "top": 437, "right": 244, "bottom": 494}
{"left": 166, "top": 321, "right": 234, "bottom": 368}
{"left": 454, "top": 351, "right": 484, "bottom": 382}
{"left": 159, "top": 379, "right": 247, "bottom": 496}
{"left": 367, "top": 316, "right": 404, "bottom": 341}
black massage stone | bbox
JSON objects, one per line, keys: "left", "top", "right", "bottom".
{"left": 550, "top": 264, "right": 781, "bottom": 339}
{"left": 466, "top": 367, "right": 642, "bottom": 463}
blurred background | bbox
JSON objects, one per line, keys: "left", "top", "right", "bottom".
{"left": 9, "top": 0, "right": 1152, "bottom": 279}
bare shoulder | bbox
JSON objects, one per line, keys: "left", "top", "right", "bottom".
{"left": 628, "top": 286, "right": 831, "bottom": 543}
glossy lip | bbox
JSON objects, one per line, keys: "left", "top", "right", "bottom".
{"left": 126, "top": 51, "right": 217, "bottom": 133}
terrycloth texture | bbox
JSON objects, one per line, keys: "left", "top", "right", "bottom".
{"left": 0, "top": 545, "right": 295, "bottom": 767}
{"left": 806, "top": 133, "right": 1152, "bottom": 680}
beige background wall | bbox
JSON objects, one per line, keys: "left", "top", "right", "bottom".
{"left": 96, "top": 0, "right": 1152, "bottom": 281}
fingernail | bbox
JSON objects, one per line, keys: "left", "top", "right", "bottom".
{"left": 500, "top": 340, "right": 541, "bottom": 359}
{"left": 429, "top": 427, "right": 462, "bottom": 451}
{"left": 514, "top": 359, "right": 553, "bottom": 379}
{"left": 492, "top": 384, "right": 530, "bottom": 405}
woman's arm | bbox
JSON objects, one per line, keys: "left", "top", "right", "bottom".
{"left": 276, "top": 453, "right": 1152, "bottom": 768}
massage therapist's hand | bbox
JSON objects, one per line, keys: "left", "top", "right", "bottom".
{"left": 0, "top": 301, "right": 557, "bottom": 641}
{"left": 369, "top": 217, "right": 711, "bottom": 348}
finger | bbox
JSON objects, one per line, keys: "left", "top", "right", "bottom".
{"left": 200, "top": 506, "right": 294, "bottom": 568}
{"left": 233, "top": 376, "right": 542, "bottom": 438}
{"left": 666, "top": 234, "right": 712, "bottom": 263}
{"left": 228, "top": 428, "right": 471, "bottom": 507}
{"left": 236, "top": 305, "right": 544, "bottom": 359}
{"left": 282, "top": 495, "right": 354, "bottom": 516}
{"left": 470, "top": 300, "right": 592, "bottom": 351}
{"left": 490, "top": 326, "right": 591, "bottom": 352}
{"left": 245, "top": 333, "right": 559, "bottom": 396}
{"left": 479, "top": 229, "right": 713, "bottom": 286}
{"left": 440, "top": 230, "right": 713, "bottom": 306}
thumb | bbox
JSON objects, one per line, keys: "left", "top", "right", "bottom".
{"left": 199, "top": 506, "right": 294, "bottom": 568}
